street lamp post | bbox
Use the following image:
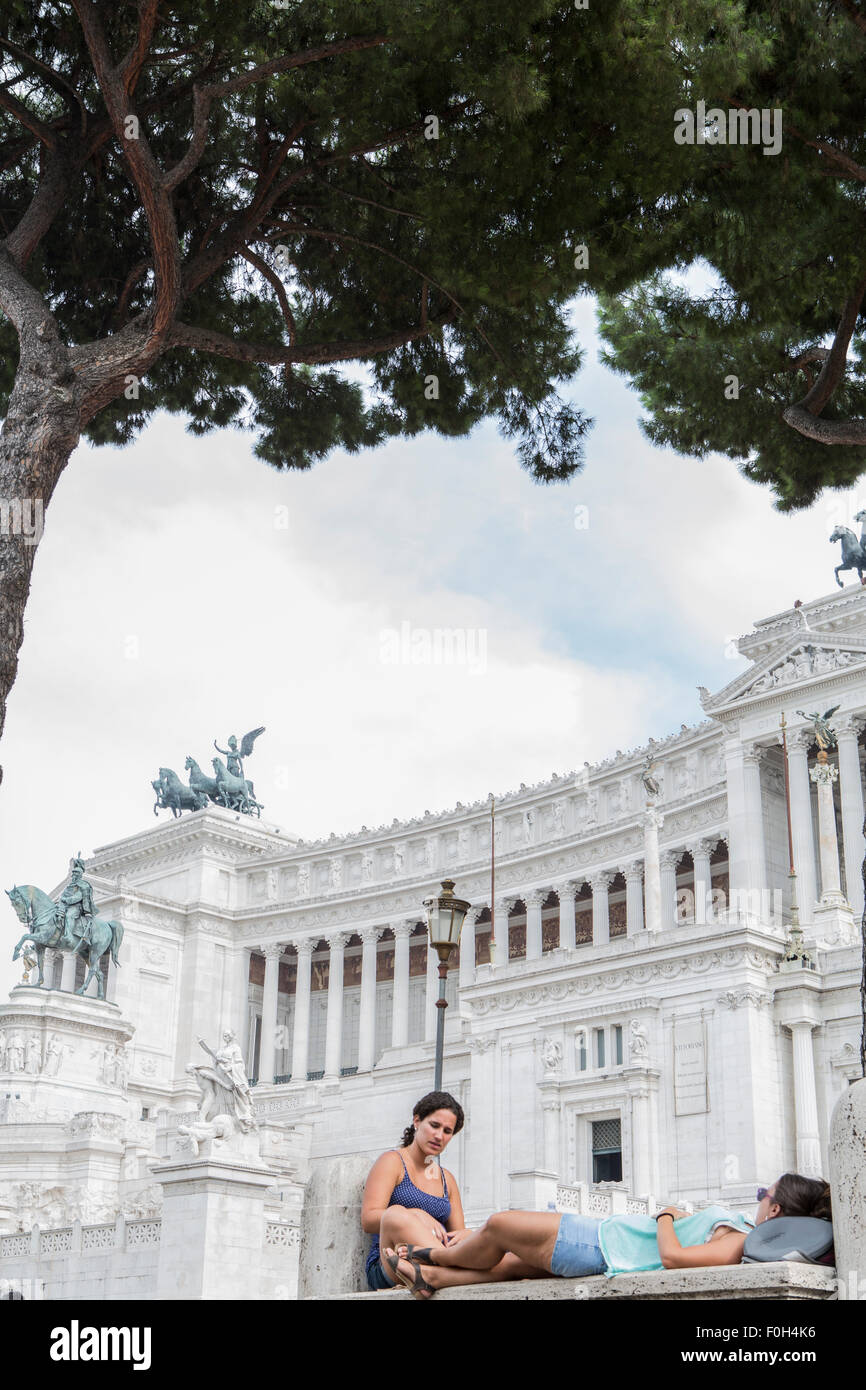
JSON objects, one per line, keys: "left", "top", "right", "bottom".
{"left": 424, "top": 878, "right": 471, "bottom": 1091}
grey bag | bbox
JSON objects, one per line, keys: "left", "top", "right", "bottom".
{"left": 742, "top": 1217, "right": 833, "bottom": 1264}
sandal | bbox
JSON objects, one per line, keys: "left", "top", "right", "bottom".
{"left": 383, "top": 1249, "right": 436, "bottom": 1300}
{"left": 396, "top": 1244, "right": 437, "bottom": 1264}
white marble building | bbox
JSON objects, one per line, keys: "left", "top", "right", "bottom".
{"left": 1, "top": 584, "right": 865, "bottom": 1293}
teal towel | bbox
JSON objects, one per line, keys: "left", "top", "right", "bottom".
{"left": 598, "top": 1204, "right": 754, "bottom": 1276}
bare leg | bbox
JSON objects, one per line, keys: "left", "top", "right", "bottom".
{"left": 384, "top": 1249, "right": 546, "bottom": 1296}
{"left": 426, "top": 1211, "right": 560, "bottom": 1273}
{"left": 377, "top": 1208, "right": 450, "bottom": 1283}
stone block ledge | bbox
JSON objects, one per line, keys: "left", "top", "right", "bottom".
{"left": 315, "top": 1262, "right": 838, "bottom": 1301}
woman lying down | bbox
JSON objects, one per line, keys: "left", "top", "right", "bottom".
{"left": 382, "top": 1172, "right": 831, "bottom": 1299}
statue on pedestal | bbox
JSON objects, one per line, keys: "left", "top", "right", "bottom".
{"left": 795, "top": 706, "right": 839, "bottom": 753}
{"left": 179, "top": 1029, "right": 257, "bottom": 1155}
{"left": 5, "top": 857, "right": 124, "bottom": 999}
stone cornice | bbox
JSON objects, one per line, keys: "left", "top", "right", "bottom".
{"left": 463, "top": 927, "right": 783, "bottom": 1016}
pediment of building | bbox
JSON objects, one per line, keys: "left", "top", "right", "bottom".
{"left": 701, "top": 634, "right": 866, "bottom": 715}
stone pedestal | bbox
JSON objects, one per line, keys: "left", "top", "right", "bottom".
{"left": 507, "top": 1170, "right": 558, "bottom": 1211}
{"left": 298, "top": 1151, "right": 378, "bottom": 1299}
{"left": 828, "top": 1077, "right": 866, "bottom": 1301}
{"left": 151, "top": 1135, "right": 277, "bottom": 1300}
{"left": 0, "top": 989, "right": 134, "bottom": 1123}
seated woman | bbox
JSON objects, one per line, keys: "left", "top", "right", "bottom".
{"left": 384, "top": 1171, "right": 831, "bottom": 1299}
{"left": 362, "top": 1090, "right": 544, "bottom": 1292}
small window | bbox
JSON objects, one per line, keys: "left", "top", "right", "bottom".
{"left": 594, "top": 1028, "right": 605, "bottom": 1068}
{"left": 577, "top": 1030, "right": 587, "bottom": 1072}
{"left": 613, "top": 1025, "right": 623, "bottom": 1066}
{"left": 592, "top": 1118, "right": 622, "bottom": 1183}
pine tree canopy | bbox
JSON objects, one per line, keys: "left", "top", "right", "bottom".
{"left": 597, "top": 0, "right": 866, "bottom": 511}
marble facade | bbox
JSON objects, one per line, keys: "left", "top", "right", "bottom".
{"left": 2, "top": 584, "right": 865, "bottom": 1291}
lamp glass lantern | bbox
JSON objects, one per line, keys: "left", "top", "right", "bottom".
{"left": 424, "top": 878, "right": 471, "bottom": 961}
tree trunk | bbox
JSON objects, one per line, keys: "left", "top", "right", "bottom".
{"left": 0, "top": 347, "right": 80, "bottom": 782}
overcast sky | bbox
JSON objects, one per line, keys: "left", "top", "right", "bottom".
{"left": 1, "top": 298, "right": 861, "bottom": 998}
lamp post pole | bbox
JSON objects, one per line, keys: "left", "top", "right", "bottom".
{"left": 424, "top": 877, "right": 470, "bottom": 1092}
{"left": 433, "top": 946, "right": 453, "bottom": 1091}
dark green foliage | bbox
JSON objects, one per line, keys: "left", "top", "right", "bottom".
{"left": 0, "top": 0, "right": 694, "bottom": 481}
{"left": 598, "top": 0, "right": 866, "bottom": 510}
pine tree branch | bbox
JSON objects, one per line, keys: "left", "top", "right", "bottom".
{"left": 240, "top": 247, "right": 297, "bottom": 343}
{"left": 167, "top": 313, "right": 454, "bottom": 365}
{"left": 71, "top": 0, "right": 181, "bottom": 348}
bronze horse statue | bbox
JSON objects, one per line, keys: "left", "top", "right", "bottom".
{"left": 5, "top": 884, "right": 123, "bottom": 1000}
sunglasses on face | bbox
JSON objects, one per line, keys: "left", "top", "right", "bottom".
{"left": 756, "top": 1187, "right": 770, "bottom": 1202}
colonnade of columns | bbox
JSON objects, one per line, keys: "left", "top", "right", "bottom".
{"left": 250, "top": 842, "right": 726, "bottom": 1084}
{"left": 735, "top": 720, "right": 865, "bottom": 925}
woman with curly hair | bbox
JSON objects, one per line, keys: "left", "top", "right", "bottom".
{"left": 361, "top": 1090, "right": 544, "bottom": 1293}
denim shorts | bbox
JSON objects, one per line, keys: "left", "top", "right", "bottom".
{"left": 366, "top": 1258, "right": 393, "bottom": 1291}
{"left": 550, "top": 1213, "right": 607, "bottom": 1277}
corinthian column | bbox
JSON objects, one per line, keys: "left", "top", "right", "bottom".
{"left": 625, "top": 863, "right": 644, "bottom": 936}
{"left": 834, "top": 716, "right": 865, "bottom": 918}
{"left": 459, "top": 909, "right": 479, "bottom": 991}
{"left": 742, "top": 743, "right": 768, "bottom": 895}
{"left": 810, "top": 754, "right": 846, "bottom": 905}
{"left": 357, "top": 928, "right": 382, "bottom": 1073}
{"left": 259, "top": 943, "right": 283, "bottom": 1086}
{"left": 591, "top": 873, "right": 611, "bottom": 946}
{"left": 291, "top": 938, "right": 314, "bottom": 1083}
{"left": 525, "top": 889, "right": 544, "bottom": 960}
{"left": 659, "top": 851, "right": 679, "bottom": 929}
{"left": 391, "top": 921, "right": 412, "bottom": 1048}
{"left": 492, "top": 900, "right": 511, "bottom": 967}
{"left": 643, "top": 807, "right": 663, "bottom": 933}
{"left": 324, "top": 932, "right": 349, "bottom": 1080}
{"left": 558, "top": 884, "right": 577, "bottom": 951}
{"left": 788, "top": 730, "right": 818, "bottom": 924}
{"left": 689, "top": 840, "right": 714, "bottom": 926}
{"left": 790, "top": 1021, "right": 821, "bottom": 1176}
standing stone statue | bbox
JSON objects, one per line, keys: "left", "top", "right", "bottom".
{"left": 179, "top": 1028, "right": 257, "bottom": 1155}
{"left": 640, "top": 754, "right": 661, "bottom": 801}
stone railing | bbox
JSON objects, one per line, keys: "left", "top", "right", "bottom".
{"left": 555, "top": 1183, "right": 653, "bottom": 1217}
{"left": 0, "top": 1216, "right": 161, "bottom": 1259}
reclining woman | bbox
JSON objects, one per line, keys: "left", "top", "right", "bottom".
{"left": 383, "top": 1172, "right": 831, "bottom": 1299}
{"left": 362, "top": 1090, "right": 545, "bottom": 1292}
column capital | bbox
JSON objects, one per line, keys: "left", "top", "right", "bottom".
{"left": 524, "top": 888, "right": 546, "bottom": 909}
{"left": 466, "top": 904, "right": 486, "bottom": 923}
{"left": 658, "top": 849, "right": 680, "bottom": 870}
{"left": 742, "top": 742, "right": 768, "bottom": 768}
{"left": 556, "top": 881, "right": 579, "bottom": 902}
{"left": 834, "top": 713, "right": 865, "bottom": 740}
{"left": 496, "top": 896, "right": 517, "bottom": 915}
{"left": 261, "top": 941, "right": 284, "bottom": 961}
{"left": 787, "top": 728, "right": 812, "bottom": 755}
{"left": 810, "top": 759, "right": 839, "bottom": 787}
{"left": 590, "top": 870, "right": 612, "bottom": 892}
{"left": 294, "top": 937, "right": 315, "bottom": 959}
{"left": 360, "top": 926, "right": 384, "bottom": 945}
{"left": 392, "top": 920, "right": 414, "bottom": 940}
{"left": 688, "top": 838, "right": 715, "bottom": 860}
{"left": 327, "top": 930, "right": 350, "bottom": 952}
{"left": 625, "top": 861, "right": 644, "bottom": 881}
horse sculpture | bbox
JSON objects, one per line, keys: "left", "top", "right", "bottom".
{"left": 830, "top": 525, "right": 866, "bottom": 587}
{"left": 185, "top": 755, "right": 221, "bottom": 805}
{"left": 5, "top": 884, "right": 123, "bottom": 1000}
{"left": 212, "top": 757, "right": 262, "bottom": 816}
{"left": 152, "top": 766, "right": 209, "bottom": 818}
